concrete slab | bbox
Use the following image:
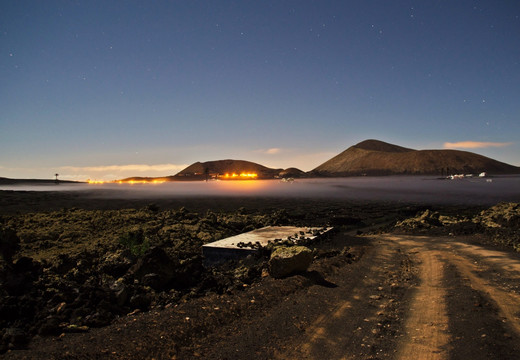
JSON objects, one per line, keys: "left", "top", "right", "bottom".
{"left": 202, "top": 226, "right": 333, "bottom": 263}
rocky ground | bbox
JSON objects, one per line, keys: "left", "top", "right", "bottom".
{"left": 391, "top": 201, "right": 520, "bottom": 251}
{"left": 1, "top": 190, "right": 519, "bottom": 358}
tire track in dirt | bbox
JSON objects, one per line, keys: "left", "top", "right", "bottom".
{"left": 380, "top": 234, "right": 520, "bottom": 360}
{"left": 446, "top": 242, "right": 520, "bottom": 276}
{"left": 394, "top": 248, "right": 449, "bottom": 360}
{"left": 276, "top": 240, "right": 413, "bottom": 360}
{"left": 444, "top": 250, "right": 520, "bottom": 336}
{"left": 391, "top": 235, "right": 520, "bottom": 338}
{"left": 443, "top": 260, "right": 520, "bottom": 360}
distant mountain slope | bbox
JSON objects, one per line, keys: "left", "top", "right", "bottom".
{"left": 313, "top": 139, "right": 520, "bottom": 176}
{"left": 0, "top": 177, "right": 81, "bottom": 185}
{"left": 175, "top": 160, "right": 283, "bottom": 179}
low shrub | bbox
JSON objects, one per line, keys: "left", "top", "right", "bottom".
{"left": 118, "top": 229, "right": 150, "bottom": 256}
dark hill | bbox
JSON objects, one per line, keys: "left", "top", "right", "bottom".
{"left": 312, "top": 140, "right": 520, "bottom": 176}
{"left": 279, "top": 167, "right": 306, "bottom": 178}
{"left": 175, "top": 160, "right": 283, "bottom": 179}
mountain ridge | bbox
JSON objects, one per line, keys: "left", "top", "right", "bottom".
{"left": 353, "top": 139, "right": 414, "bottom": 153}
{"left": 312, "top": 139, "right": 520, "bottom": 176}
{"left": 5, "top": 140, "right": 518, "bottom": 182}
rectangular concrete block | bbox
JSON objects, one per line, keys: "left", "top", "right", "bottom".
{"left": 202, "top": 226, "right": 333, "bottom": 263}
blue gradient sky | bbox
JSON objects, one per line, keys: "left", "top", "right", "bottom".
{"left": 1, "top": 1, "right": 519, "bottom": 180}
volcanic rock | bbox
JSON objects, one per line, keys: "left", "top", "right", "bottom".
{"left": 474, "top": 202, "right": 520, "bottom": 228}
{"left": 100, "top": 249, "right": 135, "bottom": 277}
{"left": 127, "top": 247, "right": 176, "bottom": 291}
{"left": 268, "top": 246, "right": 313, "bottom": 278}
{"left": 109, "top": 278, "right": 130, "bottom": 306}
{"left": 38, "top": 316, "right": 62, "bottom": 336}
{"left": 3, "top": 327, "right": 28, "bottom": 349}
{"left": 395, "top": 209, "right": 442, "bottom": 229}
{"left": 129, "top": 293, "right": 152, "bottom": 311}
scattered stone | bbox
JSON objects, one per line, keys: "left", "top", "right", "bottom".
{"left": 38, "top": 317, "right": 62, "bottom": 336}
{"left": 100, "top": 249, "right": 135, "bottom": 277}
{"left": 84, "top": 309, "right": 114, "bottom": 328}
{"left": 127, "top": 247, "right": 177, "bottom": 291}
{"left": 64, "top": 324, "right": 89, "bottom": 333}
{"left": 3, "top": 328, "right": 28, "bottom": 348}
{"left": 0, "top": 204, "right": 373, "bottom": 352}
{"left": 110, "top": 279, "right": 130, "bottom": 307}
{"left": 129, "top": 294, "right": 152, "bottom": 311}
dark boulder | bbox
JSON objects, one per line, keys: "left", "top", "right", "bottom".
{"left": 127, "top": 247, "right": 176, "bottom": 291}
{"left": 100, "top": 249, "right": 135, "bottom": 277}
{"left": 129, "top": 293, "right": 152, "bottom": 311}
{"left": 268, "top": 246, "right": 313, "bottom": 278}
{"left": 3, "top": 327, "right": 29, "bottom": 349}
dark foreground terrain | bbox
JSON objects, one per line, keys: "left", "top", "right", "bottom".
{"left": 1, "top": 189, "right": 519, "bottom": 359}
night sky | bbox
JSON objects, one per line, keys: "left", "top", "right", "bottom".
{"left": 1, "top": 1, "right": 519, "bottom": 180}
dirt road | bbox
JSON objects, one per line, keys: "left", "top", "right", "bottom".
{"left": 275, "top": 234, "right": 520, "bottom": 360}
{"left": 387, "top": 234, "right": 520, "bottom": 360}
{"left": 4, "top": 232, "right": 520, "bottom": 359}
{"left": 191, "top": 233, "right": 520, "bottom": 360}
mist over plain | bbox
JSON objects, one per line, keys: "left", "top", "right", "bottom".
{"left": 2, "top": 176, "right": 520, "bottom": 206}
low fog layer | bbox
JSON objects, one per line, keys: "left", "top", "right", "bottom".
{"left": 1, "top": 176, "right": 519, "bottom": 206}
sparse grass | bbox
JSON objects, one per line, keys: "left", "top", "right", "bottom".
{"left": 118, "top": 229, "right": 150, "bottom": 256}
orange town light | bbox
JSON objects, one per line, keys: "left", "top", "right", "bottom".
{"left": 222, "top": 172, "right": 258, "bottom": 179}
{"left": 123, "top": 179, "right": 166, "bottom": 184}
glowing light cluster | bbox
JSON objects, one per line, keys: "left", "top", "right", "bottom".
{"left": 87, "top": 179, "right": 105, "bottom": 184}
{"left": 222, "top": 173, "right": 258, "bottom": 179}
{"left": 118, "top": 180, "right": 165, "bottom": 184}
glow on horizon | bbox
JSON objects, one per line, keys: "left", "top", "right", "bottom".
{"left": 443, "top": 141, "right": 513, "bottom": 149}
